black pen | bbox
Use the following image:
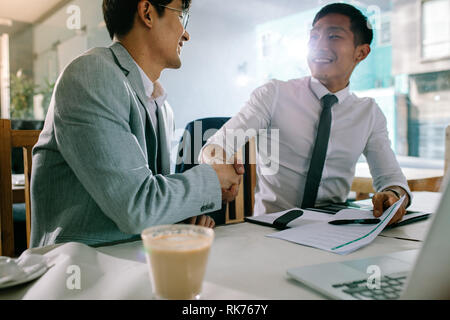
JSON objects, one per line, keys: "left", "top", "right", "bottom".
{"left": 328, "top": 218, "right": 381, "bottom": 225}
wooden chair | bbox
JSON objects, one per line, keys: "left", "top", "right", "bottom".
{"left": 351, "top": 125, "right": 450, "bottom": 200}
{"left": 0, "top": 119, "right": 41, "bottom": 257}
{"left": 351, "top": 173, "right": 443, "bottom": 201}
{"left": 227, "top": 138, "right": 257, "bottom": 223}
{"left": 244, "top": 137, "right": 257, "bottom": 218}
{"left": 445, "top": 125, "right": 450, "bottom": 177}
{"left": 175, "top": 118, "right": 258, "bottom": 225}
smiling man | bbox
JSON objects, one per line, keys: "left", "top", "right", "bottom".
{"left": 201, "top": 3, "right": 411, "bottom": 225}
{"left": 30, "top": 0, "right": 242, "bottom": 247}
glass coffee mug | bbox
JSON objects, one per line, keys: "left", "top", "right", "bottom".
{"left": 141, "top": 224, "right": 214, "bottom": 300}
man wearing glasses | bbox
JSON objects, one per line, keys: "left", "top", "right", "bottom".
{"left": 30, "top": 0, "right": 242, "bottom": 248}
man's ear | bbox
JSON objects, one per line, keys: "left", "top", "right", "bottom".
{"left": 355, "top": 44, "right": 371, "bottom": 63}
{"left": 137, "top": 0, "right": 153, "bottom": 29}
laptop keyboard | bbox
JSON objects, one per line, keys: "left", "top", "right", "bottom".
{"left": 331, "top": 274, "right": 408, "bottom": 300}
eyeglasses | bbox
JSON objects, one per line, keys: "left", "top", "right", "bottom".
{"left": 158, "top": 5, "right": 190, "bottom": 29}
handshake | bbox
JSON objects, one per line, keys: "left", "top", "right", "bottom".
{"left": 201, "top": 144, "right": 244, "bottom": 203}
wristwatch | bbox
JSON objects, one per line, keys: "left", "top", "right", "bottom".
{"left": 383, "top": 188, "right": 401, "bottom": 199}
{"left": 384, "top": 187, "right": 411, "bottom": 208}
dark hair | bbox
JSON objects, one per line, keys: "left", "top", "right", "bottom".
{"left": 103, "top": 0, "right": 191, "bottom": 40}
{"left": 312, "top": 3, "right": 373, "bottom": 46}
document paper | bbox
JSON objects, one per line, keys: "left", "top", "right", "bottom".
{"left": 267, "top": 196, "right": 406, "bottom": 255}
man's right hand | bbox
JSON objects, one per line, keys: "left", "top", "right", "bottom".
{"left": 202, "top": 144, "right": 245, "bottom": 202}
{"left": 211, "top": 163, "right": 242, "bottom": 202}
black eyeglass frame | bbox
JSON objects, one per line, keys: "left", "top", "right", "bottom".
{"left": 158, "top": 4, "right": 190, "bottom": 29}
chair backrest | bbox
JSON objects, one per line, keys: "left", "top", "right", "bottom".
{"left": 229, "top": 136, "right": 257, "bottom": 222}
{"left": 243, "top": 137, "right": 257, "bottom": 217}
{"left": 0, "top": 119, "right": 41, "bottom": 257}
{"left": 176, "top": 118, "right": 257, "bottom": 224}
{"left": 175, "top": 117, "right": 230, "bottom": 173}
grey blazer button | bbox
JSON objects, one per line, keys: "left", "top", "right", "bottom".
{"left": 200, "top": 205, "right": 208, "bottom": 212}
{"left": 208, "top": 203, "right": 215, "bottom": 210}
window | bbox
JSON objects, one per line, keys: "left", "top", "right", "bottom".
{"left": 422, "top": 0, "right": 450, "bottom": 60}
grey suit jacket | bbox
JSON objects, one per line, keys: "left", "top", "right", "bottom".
{"left": 30, "top": 42, "right": 221, "bottom": 247}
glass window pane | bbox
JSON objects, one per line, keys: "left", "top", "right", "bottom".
{"left": 422, "top": 0, "right": 450, "bottom": 59}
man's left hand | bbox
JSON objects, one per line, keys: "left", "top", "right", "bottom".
{"left": 181, "top": 215, "right": 216, "bottom": 228}
{"left": 372, "top": 190, "right": 408, "bottom": 225}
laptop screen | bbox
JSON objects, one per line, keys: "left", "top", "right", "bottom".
{"left": 402, "top": 175, "right": 450, "bottom": 299}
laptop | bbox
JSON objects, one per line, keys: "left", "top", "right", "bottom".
{"left": 287, "top": 177, "right": 450, "bottom": 300}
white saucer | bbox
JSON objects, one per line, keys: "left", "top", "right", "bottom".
{"left": 0, "top": 265, "right": 48, "bottom": 289}
{"left": 0, "top": 255, "right": 50, "bottom": 290}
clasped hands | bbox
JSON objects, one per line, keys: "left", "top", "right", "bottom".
{"left": 179, "top": 145, "right": 244, "bottom": 228}
{"left": 202, "top": 144, "right": 244, "bottom": 203}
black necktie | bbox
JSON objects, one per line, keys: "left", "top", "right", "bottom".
{"left": 301, "top": 94, "right": 338, "bottom": 209}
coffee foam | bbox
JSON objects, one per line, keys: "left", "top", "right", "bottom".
{"left": 145, "top": 232, "right": 212, "bottom": 251}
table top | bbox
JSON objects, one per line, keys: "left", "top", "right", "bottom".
{"left": 0, "top": 192, "right": 439, "bottom": 300}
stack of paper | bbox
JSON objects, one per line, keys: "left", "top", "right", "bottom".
{"left": 251, "top": 196, "right": 406, "bottom": 255}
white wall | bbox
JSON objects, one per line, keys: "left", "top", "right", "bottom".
{"left": 0, "top": 34, "right": 10, "bottom": 118}
{"left": 9, "top": 26, "right": 33, "bottom": 77}
{"left": 160, "top": 7, "right": 260, "bottom": 132}
{"left": 33, "top": 0, "right": 109, "bottom": 88}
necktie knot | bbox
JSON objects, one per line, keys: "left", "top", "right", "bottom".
{"left": 321, "top": 94, "right": 338, "bottom": 110}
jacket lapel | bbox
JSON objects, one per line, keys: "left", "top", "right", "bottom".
{"left": 109, "top": 42, "right": 159, "bottom": 171}
{"left": 156, "top": 102, "right": 171, "bottom": 175}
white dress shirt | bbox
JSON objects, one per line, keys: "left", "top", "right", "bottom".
{"left": 202, "top": 76, "right": 411, "bottom": 215}
{"left": 135, "top": 62, "right": 167, "bottom": 134}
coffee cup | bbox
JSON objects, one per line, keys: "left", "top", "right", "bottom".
{"left": 141, "top": 224, "right": 214, "bottom": 300}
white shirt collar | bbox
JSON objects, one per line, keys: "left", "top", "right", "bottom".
{"left": 310, "top": 77, "right": 350, "bottom": 105}
{"left": 134, "top": 61, "right": 167, "bottom": 106}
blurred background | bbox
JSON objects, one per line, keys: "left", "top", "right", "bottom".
{"left": 0, "top": 0, "right": 449, "bottom": 163}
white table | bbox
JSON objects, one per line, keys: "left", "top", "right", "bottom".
{"left": 0, "top": 193, "right": 439, "bottom": 300}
